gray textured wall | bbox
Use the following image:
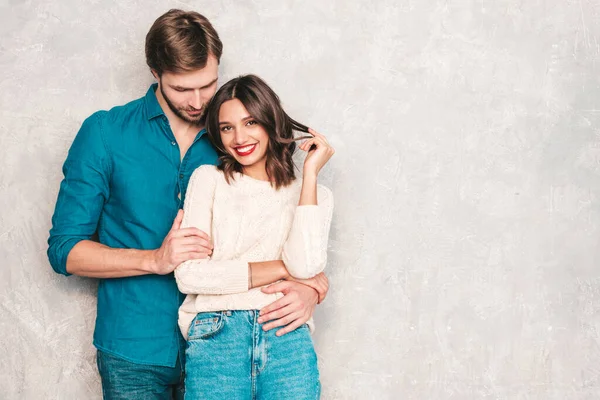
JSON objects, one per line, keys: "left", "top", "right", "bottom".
{"left": 1, "top": 0, "right": 600, "bottom": 399}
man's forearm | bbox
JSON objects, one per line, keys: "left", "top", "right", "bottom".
{"left": 66, "top": 240, "right": 157, "bottom": 278}
{"left": 248, "top": 261, "right": 327, "bottom": 303}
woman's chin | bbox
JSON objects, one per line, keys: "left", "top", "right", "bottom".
{"left": 232, "top": 156, "right": 260, "bottom": 168}
{"left": 234, "top": 159, "right": 254, "bottom": 167}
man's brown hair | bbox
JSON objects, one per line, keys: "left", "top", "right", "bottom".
{"left": 145, "top": 9, "right": 223, "bottom": 76}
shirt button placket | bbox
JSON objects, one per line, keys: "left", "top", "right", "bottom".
{"left": 177, "top": 169, "right": 184, "bottom": 205}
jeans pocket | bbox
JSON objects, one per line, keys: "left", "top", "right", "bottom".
{"left": 187, "top": 311, "right": 224, "bottom": 340}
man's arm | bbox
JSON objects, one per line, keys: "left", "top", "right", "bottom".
{"left": 254, "top": 271, "right": 330, "bottom": 337}
{"left": 47, "top": 113, "right": 210, "bottom": 278}
{"left": 250, "top": 260, "right": 326, "bottom": 292}
{"left": 65, "top": 211, "right": 212, "bottom": 278}
{"left": 258, "top": 279, "right": 327, "bottom": 336}
{"left": 66, "top": 241, "right": 154, "bottom": 278}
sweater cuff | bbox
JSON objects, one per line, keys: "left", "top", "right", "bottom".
{"left": 175, "top": 260, "right": 249, "bottom": 295}
{"left": 215, "top": 260, "right": 249, "bottom": 294}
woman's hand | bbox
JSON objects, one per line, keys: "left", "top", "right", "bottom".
{"left": 300, "top": 128, "right": 335, "bottom": 178}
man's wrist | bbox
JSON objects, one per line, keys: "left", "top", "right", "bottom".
{"left": 143, "top": 249, "right": 158, "bottom": 274}
{"left": 305, "top": 284, "right": 319, "bottom": 304}
{"left": 313, "top": 286, "right": 324, "bottom": 304}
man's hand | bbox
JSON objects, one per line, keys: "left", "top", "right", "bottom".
{"left": 150, "top": 210, "right": 213, "bottom": 275}
{"left": 258, "top": 280, "right": 319, "bottom": 336}
{"left": 286, "top": 272, "right": 329, "bottom": 304}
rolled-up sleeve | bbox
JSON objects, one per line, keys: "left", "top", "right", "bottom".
{"left": 47, "top": 112, "right": 111, "bottom": 276}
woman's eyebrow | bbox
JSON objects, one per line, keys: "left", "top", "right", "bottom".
{"left": 219, "top": 115, "right": 252, "bottom": 125}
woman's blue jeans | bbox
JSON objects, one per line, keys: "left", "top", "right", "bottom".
{"left": 184, "top": 310, "right": 321, "bottom": 399}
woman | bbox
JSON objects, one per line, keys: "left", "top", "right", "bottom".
{"left": 174, "top": 74, "right": 334, "bottom": 399}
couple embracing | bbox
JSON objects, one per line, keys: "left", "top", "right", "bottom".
{"left": 48, "top": 9, "right": 334, "bottom": 400}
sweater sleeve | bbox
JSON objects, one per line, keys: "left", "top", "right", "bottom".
{"left": 174, "top": 166, "right": 249, "bottom": 295}
{"left": 281, "top": 184, "right": 334, "bottom": 279}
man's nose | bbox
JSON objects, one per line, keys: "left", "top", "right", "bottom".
{"left": 190, "top": 90, "right": 202, "bottom": 109}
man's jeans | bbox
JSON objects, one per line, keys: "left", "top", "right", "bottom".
{"left": 96, "top": 350, "right": 184, "bottom": 400}
{"left": 185, "top": 310, "right": 321, "bottom": 399}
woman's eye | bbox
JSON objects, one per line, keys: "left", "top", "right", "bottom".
{"left": 220, "top": 126, "right": 232, "bottom": 132}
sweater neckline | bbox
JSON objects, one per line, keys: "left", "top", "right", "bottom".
{"left": 232, "top": 171, "right": 300, "bottom": 191}
{"left": 235, "top": 172, "right": 274, "bottom": 186}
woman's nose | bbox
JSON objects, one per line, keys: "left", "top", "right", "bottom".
{"left": 234, "top": 128, "right": 248, "bottom": 144}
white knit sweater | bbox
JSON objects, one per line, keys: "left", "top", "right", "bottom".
{"left": 174, "top": 165, "right": 334, "bottom": 339}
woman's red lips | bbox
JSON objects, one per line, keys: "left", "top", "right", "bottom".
{"left": 234, "top": 143, "right": 257, "bottom": 156}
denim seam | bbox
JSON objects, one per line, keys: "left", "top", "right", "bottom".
{"left": 256, "top": 329, "right": 268, "bottom": 375}
{"left": 251, "top": 311, "right": 258, "bottom": 399}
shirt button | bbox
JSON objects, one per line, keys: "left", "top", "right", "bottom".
{"left": 171, "top": 141, "right": 176, "bottom": 146}
{"left": 179, "top": 174, "right": 184, "bottom": 179}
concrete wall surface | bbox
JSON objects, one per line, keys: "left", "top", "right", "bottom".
{"left": 1, "top": 1, "right": 600, "bottom": 399}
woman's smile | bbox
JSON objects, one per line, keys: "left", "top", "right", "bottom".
{"left": 233, "top": 143, "right": 257, "bottom": 156}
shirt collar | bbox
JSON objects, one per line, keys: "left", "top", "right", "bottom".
{"left": 145, "top": 83, "right": 164, "bottom": 120}
{"left": 143, "top": 83, "right": 208, "bottom": 139}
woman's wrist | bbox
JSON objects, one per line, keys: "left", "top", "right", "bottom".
{"left": 299, "top": 172, "right": 318, "bottom": 206}
{"left": 280, "top": 262, "right": 291, "bottom": 280}
{"left": 248, "top": 260, "right": 289, "bottom": 288}
{"left": 302, "top": 170, "right": 318, "bottom": 182}
{"left": 248, "top": 263, "right": 253, "bottom": 289}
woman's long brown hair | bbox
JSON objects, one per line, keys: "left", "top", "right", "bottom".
{"left": 204, "top": 74, "right": 311, "bottom": 189}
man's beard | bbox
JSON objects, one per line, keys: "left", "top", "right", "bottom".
{"left": 160, "top": 82, "right": 206, "bottom": 124}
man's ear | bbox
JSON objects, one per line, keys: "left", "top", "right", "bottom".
{"left": 151, "top": 69, "right": 160, "bottom": 82}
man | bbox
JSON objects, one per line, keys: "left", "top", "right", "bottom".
{"left": 48, "top": 9, "right": 328, "bottom": 399}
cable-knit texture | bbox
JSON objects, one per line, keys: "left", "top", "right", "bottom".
{"left": 175, "top": 165, "right": 334, "bottom": 339}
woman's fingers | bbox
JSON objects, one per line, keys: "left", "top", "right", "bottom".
{"left": 308, "top": 128, "right": 329, "bottom": 144}
{"left": 302, "top": 129, "right": 335, "bottom": 174}
{"left": 306, "top": 129, "right": 332, "bottom": 152}
{"left": 300, "top": 138, "right": 317, "bottom": 152}
{"left": 300, "top": 136, "right": 328, "bottom": 152}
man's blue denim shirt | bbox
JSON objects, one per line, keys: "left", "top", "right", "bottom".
{"left": 47, "top": 84, "right": 218, "bottom": 367}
